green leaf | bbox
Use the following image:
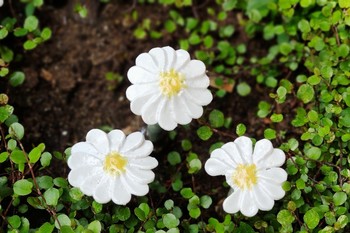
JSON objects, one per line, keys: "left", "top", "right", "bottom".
{"left": 200, "top": 195, "right": 212, "bottom": 209}
{"left": 0, "top": 28, "right": 8, "bottom": 39}
{"left": 14, "top": 179, "right": 33, "bottom": 196}
{"left": 23, "top": 40, "right": 37, "bottom": 50}
{"left": 24, "top": 16, "right": 39, "bottom": 32}
{"left": 298, "top": 19, "right": 310, "bottom": 33}
{"left": 7, "top": 215, "right": 21, "bottom": 229}
{"left": 209, "top": 110, "right": 225, "bottom": 128}
{"left": 9, "top": 122, "right": 24, "bottom": 140}
{"left": 339, "top": 0, "right": 350, "bottom": 8}
{"left": 37, "top": 176, "right": 54, "bottom": 190}
{"left": 236, "top": 82, "right": 251, "bottom": 96}
{"left": 163, "top": 213, "right": 179, "bottom": 229}
{"left": 189, "top": 207, "right": 201, "bottom": 219}
{"left": 339, "top": 108, "right": 350, "bottom": 127}
{"left": 270, "top": 113, "right": 283, "bottom": 123}
{"left": 87, "top": 220, "right": 102, "bottom": 233}
{"left": 0, "top": 151, "right": 8, "bottom": 163}
{"left": 197, "top": 126, "right": 213, "bottom": 141}
{"left": 236, "top": 123, "right": 246, "bottom": 136}
{"left": 304, "top": 209, "right": 320, "bottom": 229}
{"left": 55, "top": 214, "right": 71, "bottom": 229}
{"left": 14, "top": 28, "right": 28, "bottom": 37}
{"left": 235, "top": 222, "right": 255, "bottom": 233}
{"left": 41, "top": 27, "right": 52, "bottom": 41}
{"left": 9, "top": 71, "right": 25, "bottom": 87}
{"left": 29, "top": 147, "right": 41, "bottom": 163}
{"left": 115, "top": 206, "right": 130, "bottom": 221}
{"left": 10, "top": 150, "right": 26, "bottom": 164}
{"left": 180, "top": 187, "right": 194, "bottom": 199}
{"left": 264, "top": 128, "right": 276, "bottom": 139}
{"left": 40, "top": 152, "right": 52, "bottom": 167}
{"left": 38, "top": 222, "right": 54, "bottom": 233}
{"left": 305, "top": 146, "right": 321, "bottom": 160}
{"left": 333, "top": 192, "right": 347, "bottom": 206}
{"left": 0, "top": 105, "right": 14, "bottom": 123}
{"left": 44, "top": 188, "right": 59, "bottom": 206}
{"left": 188, "top": 158, "right": 202, "bottom": 174}
{"left": 297, "top": 84, "right": 314, "bottom": 103}
{"left": 167, "top": 151, "right": 181, "bottom": 165}
{"left": 277, "top": 209, "right": 295, "bottom": 226}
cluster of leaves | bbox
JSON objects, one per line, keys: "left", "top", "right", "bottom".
{"left": 1, "top": 0, "right": 350, "bottom": 233}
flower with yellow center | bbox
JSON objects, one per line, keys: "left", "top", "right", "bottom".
{"left": 67, "top": 129, "right": 158, "bottom": 205}
{"left": 204, "top": 136, "right": 288, "bottom": 217}
{"left": 126, "top": 46, "right": 212, "bottom": 131}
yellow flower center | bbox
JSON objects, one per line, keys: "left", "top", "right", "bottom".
{"left": 159, "top": 69, "right": 186, "bottom": 97}
{"left": 232, "top": 164, "right": 258, "bottom": 190}
{"left": 103, "top": 152, "right": 127, "bottom": 176}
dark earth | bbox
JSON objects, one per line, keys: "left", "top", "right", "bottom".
{"left": 2, "top": 0, "right": 298, "bottom": 224}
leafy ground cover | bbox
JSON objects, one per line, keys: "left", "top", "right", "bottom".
{"left": 0, "top": 0, "right": 349, "bottom": 232}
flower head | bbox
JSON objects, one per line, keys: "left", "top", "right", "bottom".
{"left": 204, "top": 136, "right": 287, "bottom": 217}
{"left": 67, "top": 129, "right": 158, "bottom": 205}
{"left": 126, "top": 46, "right": 213, "bottom": 131}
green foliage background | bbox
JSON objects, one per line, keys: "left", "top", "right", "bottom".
{"left": 1, "top": 0, "right": 350, "bottom": 232}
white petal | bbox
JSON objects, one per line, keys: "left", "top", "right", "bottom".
{"left": 135, "top": 53, "right": 158, "bottom": 73}
{"left": 181, "top": 97, "right": 203, "bottom": 119}
{"left": 252, "top": 139, "right": 273, "bottom": 164}
{"left": 158, "top": 99, "right": 177, "bottom": 131}
{"left": 86, "top": 129, "right": 110, "bottom": 155}
{"left": 121, "top": 174, "right": 149, "bottom": 196}
{"left": 127, "top": 166, "right": 155, "bottom": 184}
{"left": 68, "top": 165, "right": 94, "bottom": 187}
{"left": 258, "top": 168, "right": 288, "bottom": 184}
{"left": 67, "top": 152, "right": 102, "bottom": 170}
{"left": 174, "top": 49, "right": 190, "bottom": 71}
{"left": 184, "top": 88, "right": 213, "bottom": 106}
{"left": 111, "top": 177, "right": 132, "bottom": 205}
{"left": 120, "top": 132, "right": 145, "bottom": 153}
{"left": 221, "top": 142, "right": 245, "bottom": 165}
{"left": 252, "top": 185, "right": 274, "bottom": 211}
{"left": 186, "top": 75, "right": 210, "bottom": 89}
{"left": 130, "top": 93, "right": 154, "bottom": 115}
{"left": 223, "top": 189, "right": 241, "bottom": 214}
{"left": 129, "top": 157, "right": 158, "bottom": 169}
{"left": 149, "top": 47, "right": 166, "bottom": 71}
{"left": 205, "top": 157, "right": 232, "bottom": 176}
{"left": 126, "top": 83, "right": 158, "bottom": 101}
{"left": 108, "top": 130, "right": 126, "bottom": 152}
{"left": 71, "top": 142, "right": 98, "bottom": 156}
{"left": 259, "top": 180, "right": 286, "bottom": 200}
{"left": 234, "top": 136, "right": 253, "bottom": 163}
{"left": 259, "top": 148, "right": 286, "bottom": 169}
{"left": 171, "top": 97, "right": 192, "bottom": 125}
{"left": 163, "top": 46, "right": 176, "bottom": 71}
{"left": 93, "top": 177, "right": 112, "bottom": 204}
{"left": 240, "top": 190, "right": 258, "bottom": 217}
{"left": 179, "top": 60, "right": 206, "bottom": 79}
{"left": 141, "top": 94, "right": 163, "bottom": 125}
{"left": 80, "top": 170, "right": 104, "bottom": 196}
{"left": 211, "top": 148, "right": 236, "bottom": 167}
{"left": 127, "top": 66, "right": 158, "bottom": 84}
{"left": 124, "top": 140, "right": 153, "bottom": 158}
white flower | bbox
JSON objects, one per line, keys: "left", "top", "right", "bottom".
{"left": 0, "top": 0, "right": 3, "bottom": 7}
{"left": 204, "top": 136, "right": 288, "bottom": 217}
{"left": 126, "top": 46, "right": 213, "bottom": 131}
{"left": 67, "top": 129, "right": 158, "bottom": 205}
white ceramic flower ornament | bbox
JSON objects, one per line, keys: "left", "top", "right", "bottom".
{"left": 67, "top": 129, "right": 158, "bottom": 205}
{"left": 126, "top": 46, "right": 213, "bottom": 131}
{"left": 204, "top": 136, "right": 288, "bottom": 217}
